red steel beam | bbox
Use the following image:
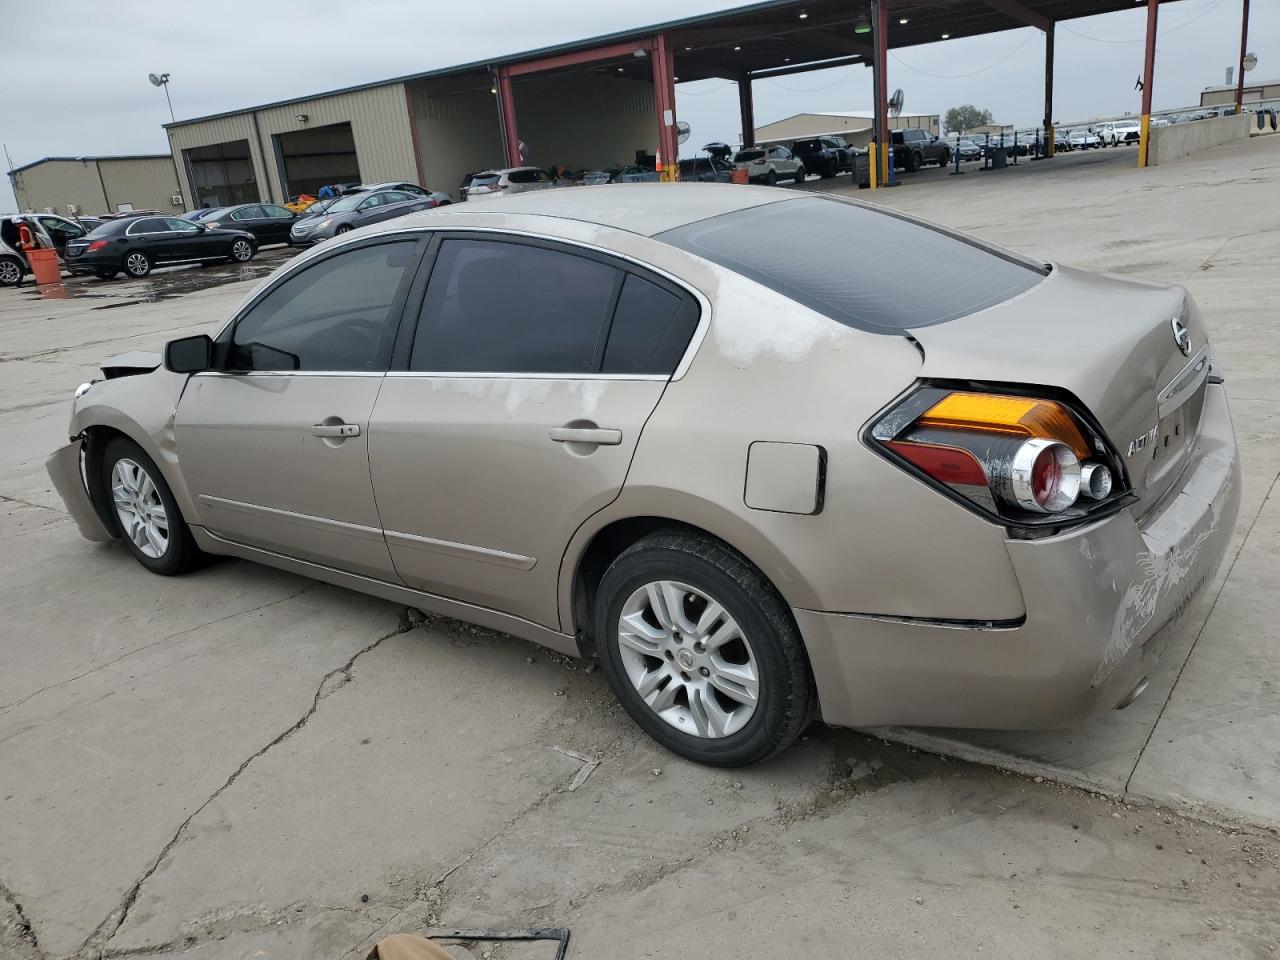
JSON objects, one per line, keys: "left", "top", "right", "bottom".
{"left": 494, "top": 66, "right": 520, "bottom": 168}
{"left": 506, "top": 39, "right": 653, "bottom": 78}
{"left": 651, "top": 33, "right": 679, "bottom": 177}
{"left": 1138, "top": 0, "right": 1158, "bottom": 167}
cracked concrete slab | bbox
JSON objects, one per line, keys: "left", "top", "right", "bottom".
{"left": 0, "top": 579, "right": 404, "bottom": 956}
{"left": 108, "top": 624, "right": 592, "bottom": 954}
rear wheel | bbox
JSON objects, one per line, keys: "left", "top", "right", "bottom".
{"left": 594, "top": 531, "right": 814, "bottom": 767}
{"left": 907, "top": 150, "right": 923, "bottom": 172}
{"left": 794, "top": 165, "right": 806, "bottom": 182}
{"left": 765, "top": 169, "right": 777, "bottom": 186}
{"left": 228, "top": 238, "right": 254, "bottom": 263}
{"left": 123, "top": 251, "right": 151, "bottom": 278}
{"left": 938, "top": 149, "right": 952, "bottom": 167}
{"left": 0, "top": 256, "right": 23, "bottom": 287}
{"left": 100, "top": 436, "right": 203, "bottom": 575}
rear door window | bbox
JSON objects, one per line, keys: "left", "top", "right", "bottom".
{"left": 410, "top": 238, "right": 618, "bottom": 374}
{"left": 601, "top": 274, "right": 699, "bottom": 375}
{"left": 659, "top": 196, "right": 1045, "bottom": 334}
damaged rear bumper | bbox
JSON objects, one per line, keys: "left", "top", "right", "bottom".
{"left": 46, "top": 440, "right": 114, "bottom": 542}
{"left": 798, "top": 382, "right": 1241, "bottom": 730}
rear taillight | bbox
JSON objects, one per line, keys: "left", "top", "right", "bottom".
{"left": 86, "top": 240, "right": 108, "bottom": 252}
{"left": 868, "top": 386, "right": 1126, "bottom": 526}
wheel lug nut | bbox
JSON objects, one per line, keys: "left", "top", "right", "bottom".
{"left": 664, "top": 650, "right": 674, "bottom": 660}
{"left": 680, "top": 671, "right": 691, "bottom": 682}
{"left": 693, "top": 642, "right": 705, "bottom": 653}
{"left": 699, "top": 667, "right": 710, "bottom": 677}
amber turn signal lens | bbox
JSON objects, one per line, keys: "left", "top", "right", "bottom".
{"left": 916, "top": 392, "right": 1091, "bottom": 460}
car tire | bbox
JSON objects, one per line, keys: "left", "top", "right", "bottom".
{"left": 0, "top": 255, "right": 24, "bottom": 287}
{"left": 228, "top": 238, "right": 254, "bottom": 263}
{"left": 938, "top": 149, "right": 951, "bottom": 167}
{"left": 93, "top": 270, "right": 118, "bottom": 280}
{"left": 907, "top": 150, "right": 922, "bottom": 172}
{"left": 594, "top": 531, "right": 815, "bottom": 767}
{"left": 765, "top": 169, "right": 777, "bottom": 186}
{"left": 123, "top": 251, "right": 152, "bottom": 278}
{"left": 794, "top": 165, "right": 806, "bottom": 183}
{"left": 335, "top": 224, "right": 353, "bottom": 235}
{"left": 99, "top": 436, "right": 203, "bottom": 576}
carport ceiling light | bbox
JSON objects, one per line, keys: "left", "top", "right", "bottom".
{"left": 899, "top": 17, "right": 909, "bottom": 24}
{"left": 798, "top": 9, "right": 808, "bottom": 17}
{"left": 855, "top": 18, "right": 871, "bottom": 33}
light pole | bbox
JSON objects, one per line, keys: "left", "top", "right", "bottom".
{"left": 149, "top": 73, "right": 184, "bottom": 209}
{"left": 148, "top": 72, "right": 174, "bottom": 123}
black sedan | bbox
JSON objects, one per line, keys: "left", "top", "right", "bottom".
{"left": 65, "top": 215, "right": 256, "bottom": 280}
{"left": 197, "top": 203, "right": 296, "bottom": 245}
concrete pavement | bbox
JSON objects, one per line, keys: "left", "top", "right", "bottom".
{"left": 2, "top": 141, "right": 1279, "bottom": 960}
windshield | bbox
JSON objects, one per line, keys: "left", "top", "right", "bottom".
{"left": 659, "top": 196, "right": 1046, "bottom": 334}
{"left": 325, "top": 194, "right": 364, "bottom": 213}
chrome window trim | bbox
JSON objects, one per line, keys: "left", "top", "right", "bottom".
{"left": 385, "top": 371, "right": 667, "bottom": 382}
{"left": 193, "top": 370, "right": 386, "bottom": 379}
{"left": 125, "top": 219, "right": 169, "bottom": 237}
{"left": 211, "top": 223, "right": 712, "bottom": 381}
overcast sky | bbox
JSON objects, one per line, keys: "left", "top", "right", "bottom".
{"left": 4, "top": 0, "right": 1273, "bottom": 212}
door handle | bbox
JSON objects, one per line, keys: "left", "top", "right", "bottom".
{"left": 312, "top": 422, "right": 360, "bottom": 438}
{"left": 549, "top": 426, "right": 622, "bottom": 445}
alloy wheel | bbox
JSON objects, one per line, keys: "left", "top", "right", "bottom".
{"left": 125, "top": 253, "right": 149, "bottom": 277}
{"left": 616, "top": 580, "right": 759, "bottom": 739}
{"left": 0, "top": 259, "right": 21, "bottom": 285}
{"left": 231, "top": 240, "right": 252, "bottom": 261}
{"left": 110, "top": 458, "right": 169, "bottom": 559}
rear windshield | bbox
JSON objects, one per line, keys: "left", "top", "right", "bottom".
{"left": 658, "top": 196, "right": 1046, "bottom": 334}
{"left": 734, "top": 149, "right": 764, "bottom": 162}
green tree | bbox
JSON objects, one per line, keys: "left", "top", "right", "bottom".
{"left": 945, "top": 105, "right": 994, "bottom": 134}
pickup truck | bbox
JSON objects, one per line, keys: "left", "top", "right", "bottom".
{"left": 891, "top": 128, "right": 952, "bottom": 171}
{"left": 789, "top": 136, "right": 853, "bottom": 178}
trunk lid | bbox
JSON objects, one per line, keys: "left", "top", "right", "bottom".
{"left": 909, "top": 264, "right": 1210, "bottom": 514}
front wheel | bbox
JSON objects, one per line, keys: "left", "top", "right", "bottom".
{"left": 594, "top": 532, "right": 814, "bottom": 767}
{"left": 100, "top": 436, "right": 203, "bottom": 575}
{"left": 228, "top": 238, "right": 255, "bottom": 263}
{"left": 0, "top": 256, "right": 23, "bottom": 287}
{"left": 123, "top": 251, "right": 152, "bottom": 278}
{"left": 938, "top": 149, "right": 951, "bottom": 167}
{"left": 335, "top": 224, "right": 353, "bottom": 236}
{"left": 794, "top": 165, "right": 806, "bottom": 182}
{"left": 765, "top": 169, "right": 777, "bottom": 186}
{"left": 94, "top": 270, "right": 118, "bottom": 280}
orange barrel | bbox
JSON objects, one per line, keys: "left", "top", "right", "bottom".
{"left": 27, "top": 248, "right": 63, "bottom": 286}
{"left": 731, "top": 167, "right": 749, "bottom": 185}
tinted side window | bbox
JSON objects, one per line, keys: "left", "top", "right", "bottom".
{"left": 410, "top": 238, "right": 618, "bottom": 374}
{"left": 165, "top": 217, "right": 200, "bottom": 233}
{"left": 602, "top": 274, "right": 698, "bottom": 375}
{"left": 228, "top": 241, "right": 416, "bottom": 372}
{"left": 130, "top": 218, "right": 165, "bottom": 233}
{"left": 508, "top": 170, "right": 539, "bottom": 184}
{"left": 263, "top": 205, "right": 292, "bottom": 218}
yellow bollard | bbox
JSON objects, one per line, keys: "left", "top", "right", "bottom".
{"left": 1137, "top": 114, "right": 1151, "bottom": 168}
{"left": 868, "top": 143, "right": 878, "bottom": 190}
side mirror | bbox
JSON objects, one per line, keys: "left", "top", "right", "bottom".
{"left": 165, "top": 334, "right": 213, "bottom": 374}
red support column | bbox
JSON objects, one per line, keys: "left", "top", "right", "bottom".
{"left": 1044, "top": 23, "right": 1055, "bottom": 156}
{"left": 739, "top": 74, "right": 755, "bottom": 147}
{"left": 494, "top": 65, "right": 520, "bottom": 168}
{"left": 651, "top": 34, "right": 679, "bottom": 180}
{"left": 1138, "top": 0, "right": 1158, "bottom": 167}
{"left": 1235, "top": 0, "right": 1251, "bottom": 115}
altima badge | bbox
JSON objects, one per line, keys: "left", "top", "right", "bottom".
{"left": 1128, "top": 426, "right": 1158, "bottom": 457}
{"left": 1171, "top": 316, "right": 1192, "bottom": 357}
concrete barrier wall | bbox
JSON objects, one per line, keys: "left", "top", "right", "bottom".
{"left": 1148, "top": 113, "right": 1250, "bottom": 166}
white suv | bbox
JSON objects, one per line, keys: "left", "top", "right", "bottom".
{"left": 1099, "top": 120, "right": 1141, "bottom": 146}
{"left": 464, "top": 167, "right": 556, "bottom": 201}
{"left": 732, "top": 146, "right": 806, "bottom": 185}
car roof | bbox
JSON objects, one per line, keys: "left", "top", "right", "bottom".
{"left": 426, "top": 182, "right": 792, "bottom": 237}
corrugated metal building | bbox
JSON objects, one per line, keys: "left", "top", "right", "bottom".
{"left": 166, "top": 66, "right": 658, "bottom": 206}
{"left": 8, "top": 155, "right": 182, "bottom": 215}
{"left": 1201, "top": 79, "right": 1280, "bottom": 107}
